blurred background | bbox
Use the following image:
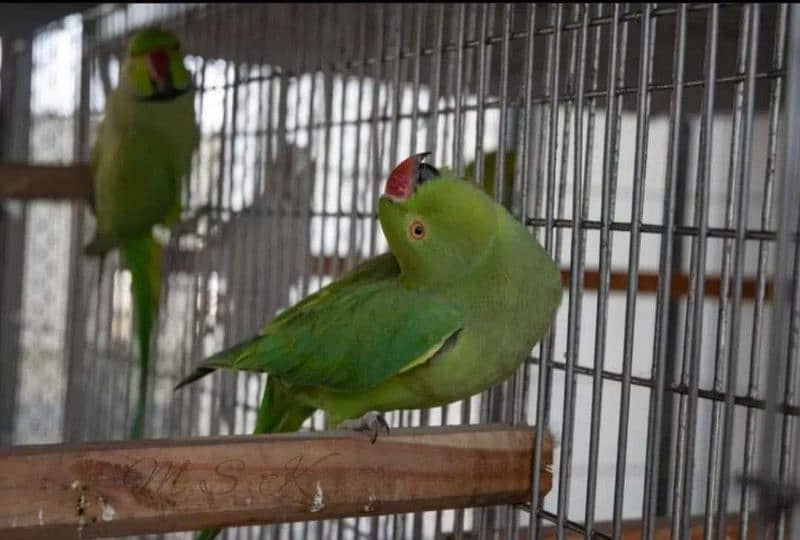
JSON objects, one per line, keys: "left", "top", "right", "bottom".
{"left": 0, "top": 3, "right": 798, "bottom": 539}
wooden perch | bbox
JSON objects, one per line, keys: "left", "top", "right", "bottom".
{"left": 0, "top": 163, "right": 92, "bottom": 200}
{"left": 0, "top": 425, "right": 552, "bottom": 539}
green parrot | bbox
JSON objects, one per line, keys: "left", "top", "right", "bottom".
{"left": 177, "top": 152, "right": 561, "bottom": 540}
{"left": 86, "top": 28, "right": 199, "bottom": 440}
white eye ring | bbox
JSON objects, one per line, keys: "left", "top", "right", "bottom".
{"left": 409, "top": 220, "right": 426, "bottom": 240}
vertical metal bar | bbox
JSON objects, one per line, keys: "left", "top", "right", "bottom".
{"left": 409, "top": 3, "right": 423, "bottom": 156}
{"left": 208, "top": 9, "right": 231, "bottom": 439}
{"left": 756, "top": 2, "right": 800, "bottom": 537}
{"left": 318, "top": 3, "right": 334, "bottom": 337}
{"left": 614, "top": 4, "right": 687, "bottom": 538}
{"left": 174, "top": 5, "right": 204, "bottom": 439}
{"left": 246, "top": 6, "right": 270, "bottom": 444}
{"left": 530, "top": 7, "right": 562, "bottom": 539}
{"left": 775, "top": 217, "right": 800, "bottom": 540}
{"left": 496, "top": 7, "right": 516, "bottom": 533}
{"left": 427, "top": 4, "right": 445, "bottom": 162}
{"left": 740, "top": 5, "right": 787, "bottom": 539}
{"left": 584, "top": 4, "right": 620, "bottom": 540}
{"left": 494, "top": 4, "right": 512, "bottom": 206}
{"left": 652, "top": 6, "right": 713, "bottom": 540}
{"left": 700, "top": 6, "right": 751, "bottom": 539}
{"left": 553, "top": 3, "right": 579, "bottom": 278}
{"left": 540, "top": 4, "right": 564, "bottom": 438}
{"left": 476, "top": 11, "right": 499, "bottom": 535}
{"left": 584, "top": 4, "right": 620, "bottom": 538}
{"left": 441, "top": 6, "right": 457, "bottom": 175}
{"left": 453, "top": 6, "right": 477, "bottom": 539}
{"left": 333, "top": 12, "right": 349, "bottom": 281}
{"left": 366, "top": 4, "right": 385, "bottom": 260}
{"left": 388, "top": 4, "right": 403, "bottom": 170}
{"left": 556, "top": 5, "right": 588, "bottom": 540}
{"left": 572, "top": 2, "right": 603, "bottom": 378}
{"left": 452, "top": 4, "right": 467, "bottom": 175}
{"left": 232, "top": 6, "right": 253, "bottom": 437}
{"left": 473, "top": 3, "right": 489, "bottom": 188}
{"left": 61, "top": 14, "right": 93, "bottom": 443}
{"left": 186, "top": 52, "right": 207, "bottom": 440}
{"left": 410, "top": 10, "right": 426, "bottom": 539}
{"left": 368, "top": 12, "right": 388, "bottom": 540}
{"left": 257, "top": 61, "right": 277, "bottom": 453}
{"left": 349, "top": 4, "right": 368, "bottom": 271}
{"left": 222, "top": 21, "right": 242, "bottom": 438}
{"left": 713, "top": 7, "right": 760, "bottom": 540}
{"left": 518, "top": 3, "right": 537, "bottom": 232}
{"left": 300, "top": 8, "right": 320, "bottom": 305}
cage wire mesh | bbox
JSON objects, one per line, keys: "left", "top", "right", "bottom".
{"left": 1, "top": 3, "right": 799, "bottom": 540}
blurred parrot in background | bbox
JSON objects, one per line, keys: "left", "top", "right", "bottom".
{"left": 177, "top": 152, "right": 562, "bottom": 540}
{"left": 85, "top": 28, "right": 199, "bottom": 440}
{"left": 466, "top": 150, "right": 517, "bottom": 212}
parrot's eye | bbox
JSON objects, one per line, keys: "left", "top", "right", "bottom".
{"left": 409, "top": 220, "right": 426, "bottom": 240}
{"left": 416, "top": 163, "right": 440, "bottom": 187}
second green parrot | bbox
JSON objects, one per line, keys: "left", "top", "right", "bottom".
{"left": 86, "top": 28, "right": 199, "bottom": 439}
{"left": 177, "top": 152, "right": 562, "bottom": 540}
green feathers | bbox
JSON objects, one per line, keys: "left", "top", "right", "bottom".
{"left": 177, "top": 255, "right": 464, "bottom": 392}
{"left": 127, "top": 28, "right": 180, "bottom": 55}
{"left": 122, "top": 235, "right": 161, "bottom": 440}
{"left": 86, "top": 28, "right": 198, "bottom": 439}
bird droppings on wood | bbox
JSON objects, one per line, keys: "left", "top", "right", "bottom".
{"left": 363, "top": 491, "right": 377, "bottom": 513}
{"left": 71, "top": 480, "right": 87, "bottom": 537}
{"left": 309, "top": 482, "right": 325, "bottom": 513}
{"left": 99, "top": 496, "right": 115, "bottom": 522}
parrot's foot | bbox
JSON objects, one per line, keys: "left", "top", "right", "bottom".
{"left": 152, "top": 225, "right": 171, "bottom": 246}
{"left": 338, "top": 411, "right": 390, "bottom": 444}
{"left": 171, "top": 204, "right": 216, "bottom": 239}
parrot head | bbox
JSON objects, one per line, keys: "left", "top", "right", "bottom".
{"left": 120, "top": 28, "right": 192, "bottom": 101}
{"left": 379, "top": 153, "right": 498, "bottom": 286}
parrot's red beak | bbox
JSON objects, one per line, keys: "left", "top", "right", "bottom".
{"left": 146, "top": 50, "right": 173, "bottom": 92}
{"left": 384, "top": 152, "right": 431, "bottom": 202}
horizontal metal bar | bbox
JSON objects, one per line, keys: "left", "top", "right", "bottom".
{"left": 496, "top": 510, "right": 760, "bottom": 539}
{"left": 198, "top": 69, "right": 784, "bottom": 109}
{"left": 536, "top": 357, "right": 800, "bottom": 417}
{"left": 180, "top": 209, "right": 790, "bottom": 245}
{"left": 2, "top": 167, "right": 781, "bottom": 249}
{"left": 114, "top": 3, "right": 732, "bottom": 80}
{"left": 0, "top": 425, "right": 552, "bottom": 539}
{"left": 526, "top": 217, "right": 792, "bottom": 242}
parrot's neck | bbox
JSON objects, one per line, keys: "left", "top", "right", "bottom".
{"left": 108, "top": 88, "right": 195, "bottom": 134}
{"left": 435, "top": 209, "right": 548, "bottom": 317}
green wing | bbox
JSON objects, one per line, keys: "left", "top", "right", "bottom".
{"left": 177, "top": 253, "right": 464, "bottom": 393}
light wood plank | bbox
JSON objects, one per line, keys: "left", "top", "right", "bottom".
{"left": 0, "top": 425, "right": 552, "bottom": 539}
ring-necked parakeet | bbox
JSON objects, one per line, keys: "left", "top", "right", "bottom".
{"left": 85, "top": 28, "right": 199, "bottom": 440}
{"left": 177, "top": 152, "right": 561, "bottom": 540}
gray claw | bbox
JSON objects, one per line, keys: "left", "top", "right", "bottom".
{"left": 339, "top": 411, "right": 390, "bottom": 444}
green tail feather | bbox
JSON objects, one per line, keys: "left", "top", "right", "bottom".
{"left": 122, "top": 235, "right": 161, "bottom": 440}
{"left": 196, "top": 377, "right": 314, "bottom": 540}
{"left": 173, "top": 335, "right": 262, "bottom": 390}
